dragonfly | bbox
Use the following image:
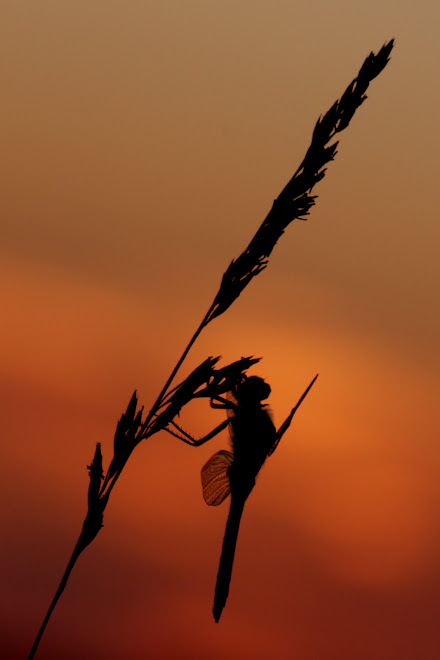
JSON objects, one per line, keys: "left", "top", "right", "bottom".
{"left": 166, "top": 371, "right": 318, "bottom": 622}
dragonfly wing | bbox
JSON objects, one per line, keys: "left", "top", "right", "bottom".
{"left": 269, "top": 374, "right": 318, "bottom": 456}
{"left": 201, "top": 450, "right": 234, "bottom": 506}
{"left": 268, "top": 409, "right": 293, "bottom": 456}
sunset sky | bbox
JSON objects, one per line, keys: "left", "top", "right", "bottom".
{"left": 2, "top": 2, "right": 440, "bottom": 659}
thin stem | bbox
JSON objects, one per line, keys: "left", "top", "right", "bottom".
{"left": 141, "top": 303, "right": 215, "bottom": 432}
{"left": 28, "top": 537, "right": 84, "bottom": 660}
{"left": 96, "top": 304, "right": 215, "bottom": 502}
{"left": 29, "top": 304, "right": 216, "bottom": 658}
{"left": 99, "top": 305, "right": 216, "bottom": 501}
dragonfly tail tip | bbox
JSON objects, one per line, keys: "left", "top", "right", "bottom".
{"left": 213, "top": 604, "right": 223, "bottom": 623}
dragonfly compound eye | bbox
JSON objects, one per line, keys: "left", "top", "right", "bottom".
{"left": 237, "top": 376, "right": 271, "bottom": 403}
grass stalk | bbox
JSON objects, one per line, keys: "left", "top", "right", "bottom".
{"left": 28, "top": 41, "right": 394, "bottom": 658}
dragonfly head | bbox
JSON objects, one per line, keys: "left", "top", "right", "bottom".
{"left": 234, "top": 376, "right": 271, "bottom": 404}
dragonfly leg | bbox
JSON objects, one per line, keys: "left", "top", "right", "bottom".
{"left": 161, "top": 425, "right": 195, "bottom": 444}
{"left": 210, "top": 395, "right": 235, "bottom": 410}
{"left": 163, "top": 418, "right": 230, "bottom": 446}
{"left": 169, "top": 420, "right": 200, "bottom": 443}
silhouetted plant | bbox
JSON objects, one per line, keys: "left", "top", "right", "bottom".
{"left": 28, "top": 39, "right": 394, "bottom": 658}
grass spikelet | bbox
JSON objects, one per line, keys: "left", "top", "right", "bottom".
{"left": 206, "top": 40, "right": 394, "bottom": 323}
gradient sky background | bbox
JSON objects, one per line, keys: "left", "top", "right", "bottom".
{"left": 2, "top": 2, "right": 439, "bottom": 659}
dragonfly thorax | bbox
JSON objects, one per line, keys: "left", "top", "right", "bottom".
{"left": 230, "top": 377, "right": 276, "bottom": 480}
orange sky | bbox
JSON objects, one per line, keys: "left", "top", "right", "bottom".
{"left": 2, "top": 2, "right": 440, "bottom": 659}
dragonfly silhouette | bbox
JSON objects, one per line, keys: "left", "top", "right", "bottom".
{"left": 166, "top": 372, "right": 318, "bottom": 621}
